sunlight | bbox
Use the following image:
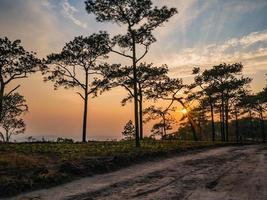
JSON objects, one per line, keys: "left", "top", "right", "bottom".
{"left": 182, "top": 108, "right": 187, "bottom": 114}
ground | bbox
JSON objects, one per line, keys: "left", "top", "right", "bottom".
{"left": 4, "top": 144, "right": 266, "bottom": 200}
{"left": 0, "top": 140, "right": 233, "bottom": 197}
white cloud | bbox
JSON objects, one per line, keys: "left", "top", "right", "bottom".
{"left": 61, "top": 0, "right": 87, "bottom": 29}
{"left": 153, "top": 30, "right": 267, "bottom": 77}
{"left": 0, "top": 0, "right": 67, "bottom": 58}
{"left": 239, "top": 31, "right": 267, "bottom": 47}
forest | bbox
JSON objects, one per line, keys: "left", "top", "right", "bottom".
{"left": 0, "top": 0, "right": 266, "bottom": 199}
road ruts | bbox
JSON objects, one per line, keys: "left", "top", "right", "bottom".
{"left": 5, "top": 145, "right": 267, "bottom": 200}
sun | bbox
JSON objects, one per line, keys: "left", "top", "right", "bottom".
{"left": 182, "top": 108, "right": 187, "bottom": 114}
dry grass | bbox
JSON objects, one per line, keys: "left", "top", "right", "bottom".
{"left": 0, "top": 140, "right": 241, "bottom": 197}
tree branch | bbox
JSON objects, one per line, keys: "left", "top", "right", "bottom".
{"left": 111, "top": 49, "right": 133, "bottom": 59}
{"left": 76, "top": 92, "right": 85, "bottom": 100}
{"left": 6, "top": 85, "right": 21, "bottom": 97}
{"left": 56, "top": 63, "right": 86, "bottom": 89}
{"left": 136, "top": 44, "right": 149, "bottom": 63}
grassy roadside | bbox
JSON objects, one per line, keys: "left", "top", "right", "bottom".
{"left": 0, "top": 140, "right": 252, "bottom": 197}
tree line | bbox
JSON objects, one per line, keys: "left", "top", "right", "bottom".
{"left": 0, "top": 0, "right": 266, "bottom": 146}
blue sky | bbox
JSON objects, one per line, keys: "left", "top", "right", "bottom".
{"left": 1, "top": 0, "right": 267, "bottom": 79}
{"left": 0, "top": 0, "right": 267, "bottom": 141}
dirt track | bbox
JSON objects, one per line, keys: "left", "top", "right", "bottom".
{"left": 5, "top": 145, "right": 267, "bottom": 200}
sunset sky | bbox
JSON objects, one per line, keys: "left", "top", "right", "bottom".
{"left": 1, "top": 0, "right": 267, "bottom": 141}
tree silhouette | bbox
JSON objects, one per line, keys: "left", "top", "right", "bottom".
{"left": 191, "top": 67, "right": 217, "bottom": 141}
{"left": 143, "top": 105, "right": 176, "bottom": 139}
{"left": 122, "top": 120, "right": 135, "bottom": 140}
{"left": 187, "top": 105, "right": 209, "bottom": 140}
{"left": 192, "top": 63, "right": 251, "bottom": 142}
{"left": 242, "top": 91, "right": 266, "bottom": 142}
{"left": 44, "top": 32, "right": 111, "bottom": 142}
{"left": 145, "top": 77, "right": 200, "bottom": 140}
{"left": 229, "top": 89, "right": 249, "bottom": 142}
{"left": 85, "top": 0, "right": 177, "bottom": 147}
{"left": 0, "top": 93, "right": 27, "bottom": 142}
{"left": 0, "top": 37, "right": 41, "bottom": 121}
{"left": 99, "top": 63, "right": 169, "bottom": 140}
{"left": 179, "top": 108, "right": 198, "bottom": 141}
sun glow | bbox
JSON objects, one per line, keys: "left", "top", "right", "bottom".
{"left": 182, "top": 108, "right": 187, "bottom": 114}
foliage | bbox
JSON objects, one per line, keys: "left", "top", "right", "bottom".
{"left": 0, "top": 37, "right": 42, "bottom": 119}
{"left": 121, "top": 120, "right": 135, "bottom": 140}
{"left": 44, "top": 32, "right": 110, "bottom": 94}
{"left": 0, "top": 37, "right": 41, "bottom": 142}
{"left": 56, "top": 137, "right": 74, "bottom": 143}
{"left": 143, "top": 105, "right": 176, "bottom": 138}
{"left": 85, "top": 0, "right": 177, "bottom": 147}
{"left": 0, "top": 93, "right": 27, "bottom": 142}
{"left": 85, "top": 0, "right": 177, "bottom": 52}
{"left": 0, "top": 37, "right": 42, "bottom": 85}
{"left": 44, "top": 32, "right": 112, "bottom": 142}
{"left": 190, "top": 63, "right": 252, "bottom": 142}
{"left": 99, "top": 63, "right": 169, "bottom": 105}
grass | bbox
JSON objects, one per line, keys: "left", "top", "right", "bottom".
{"left": 0, "top": 140, "right": 243, "bottom": 197}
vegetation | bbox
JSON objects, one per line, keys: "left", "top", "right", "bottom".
{"left": 85, "top": 0, "right": 177, "bottom": 147}
{"left": 143, "top": 105, "right": 176, "bottom": 139}
{"left": 99, "top": 63, "right": 169, "bottom": 140}
{"left": 0, "top": 0, "right": 265, "bottom": 145}
{"left": 0, "top": 93, "right": 27, "bottom": 142}
{"left": 44, "top": 33, "right": 111, "bottom": 142}
{"left": 0, "top": 0, "right": 266, "bottom": 198}
{"left": 0, "top": 140, "right": 240, "bottom": 197}
{"left": 122, "top": 120, "right": 135, "bottom": 140}
{"left": 0, "top": 37, "right": 42, "bottom": 143}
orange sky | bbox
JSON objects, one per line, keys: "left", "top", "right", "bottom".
{"left": 1, "top": 0, "right": 267, "bottom": 141}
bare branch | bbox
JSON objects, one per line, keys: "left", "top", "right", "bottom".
{"left": 6, "top": 85, "right": 21, "bottom": 97}
{"left": 76, "top": 92, "right": 85, "bottom": 100}
{"left": 111, "top": 49, "right": 133, "bottom": 59}
{"left": 136, "top": 45, "right": 149, "bottom": 63}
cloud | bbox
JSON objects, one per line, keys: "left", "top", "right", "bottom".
{"left": 152, "top": 30, "right": 267, "bottom": 78}
{"left": 0, "top": 0, "right": 67, "bottom": 58}
{"left": 40, "top": 0, "right": 52, "bottom": 8}
{"left": 154, "top": 0, "right": 201, "bottom": 39}
{"left": 61, "top": 0, "right": 87, "bottom": 29}
{"left": 224, "top": 0, "right": 267, "bottom": 13}
{"left": 239, "top": 31, "right": 267, "bottom": 47}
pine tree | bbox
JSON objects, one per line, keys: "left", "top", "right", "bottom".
{"left": 122, "top": 120, "right": 135, "bottom": 140}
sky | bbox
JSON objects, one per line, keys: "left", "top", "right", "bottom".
{"left": 0, "top": 0, "right": 267, "bottom": 141}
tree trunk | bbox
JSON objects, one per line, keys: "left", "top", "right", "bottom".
{"left": 0, "top": 67, "right": 4, "bottom": 120}
{"left": 197, "top": 117, "right": 202, "bottom": 141}
{"left": 221, "top": 94, "right": 225, "bottom": 142}
{"left": 210, "top": 102, "right": 215, "bottom": 141}
{"left": 82, "top": 73, "right": 89, "bottom": 143}
{"left": 0, "top": 84, "right": 5, "bottom": 122}
{"left": 225, "top": 99, "right": 229, "bottom": 142}
{"left": 249, "top": 111, "right": 254, "bottom": 141}
{"left": 220, "top": 107, "right": 224, "bottom": 142}
{"left": 5, "top": 131, "right": 10, "bottom": 143}
{"left": 260, "top": 112, "right": 266, "bottom": 143}
{"left": 132, "top": 34, "right": 140, "bottom": 147}
{"left": 235, "top": 109, "right": 239, "bottom": 142}
{"left": 177, "top": 99, "right": 197, "bottom": 141}
{"left": 138, "top": 85, "right": 143, "bottom": 140}
{"left": 163, "top": 115, "right": 167, "bottom": 138}
{"left": 0, "top": 133, "right": 4, "bottom": 142}
{"left": 189, "top": 117, "right": 198, "bottom": 141}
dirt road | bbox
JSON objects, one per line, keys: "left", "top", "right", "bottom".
{"left": 5, "top": 145, "right": 267, "bottom": 200}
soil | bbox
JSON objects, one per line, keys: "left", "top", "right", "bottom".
{"left": 3, "top": 144, "right": 267, "bottom": 200}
